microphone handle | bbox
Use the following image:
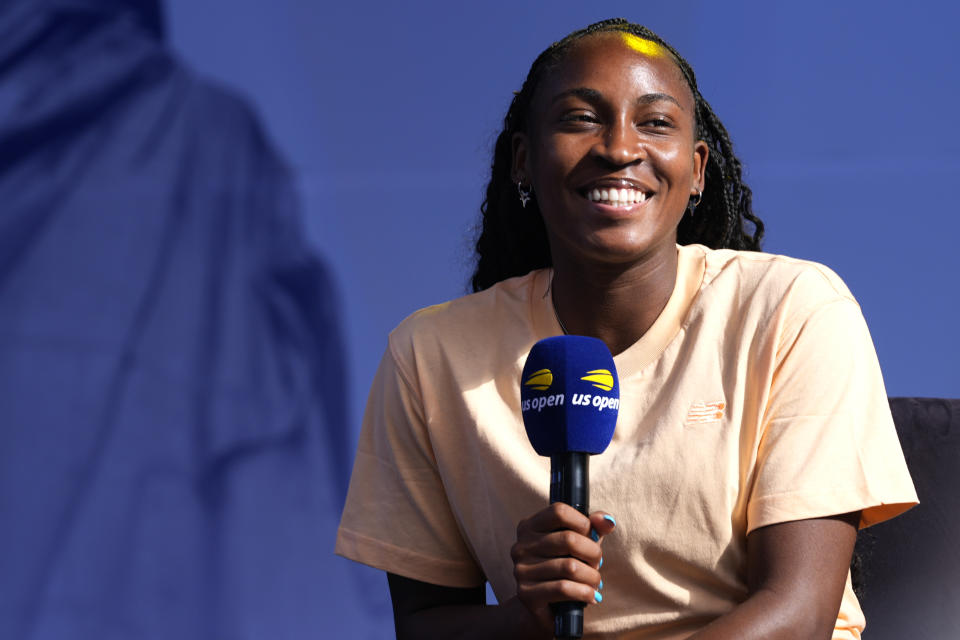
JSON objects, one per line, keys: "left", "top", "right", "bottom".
{"left": 549, "top": 452, "right": 589, "bottom": 639}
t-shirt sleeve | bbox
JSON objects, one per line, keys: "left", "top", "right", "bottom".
{"left": 747, "top": 290, "right": 918, "bottom": 535}
{"left": 335, "top": 342, "right": 484, "bottom": 588}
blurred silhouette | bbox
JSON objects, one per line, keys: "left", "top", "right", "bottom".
{"left": 0, "top": 1, "right": 350, "bottom": 638}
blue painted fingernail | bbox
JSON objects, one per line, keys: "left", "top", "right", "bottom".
{"left": 603, "top": 515, "right": 617, "bottom": 527}
{"left": 599, "top": 556, "right": 603, "bottom": 569}
{"left": 594, "top": 590, "right": 603, "bottom": 603}
{"left": 590, "top": 528, "right": 599, "bottom": 542}
{"left": 599, "top": 580, "right": 604, "bottom": 590}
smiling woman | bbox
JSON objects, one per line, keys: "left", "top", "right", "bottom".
{"left": 510, "top": 32, "right": 711, "bottom": 353}
{"left": 515, "top": 35, "right": 706, "bottom": 270}
{"left": 336, "top": 18, "right": 917, "bottom": 639}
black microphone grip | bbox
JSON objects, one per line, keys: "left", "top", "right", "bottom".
{"left": 549, "top": 452, "right": 589, "bottom": 639}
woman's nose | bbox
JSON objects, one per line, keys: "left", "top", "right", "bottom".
{"left": 592, "top": 120, "right": 643, "bottom": 166}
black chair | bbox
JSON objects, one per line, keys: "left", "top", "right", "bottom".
{"left": 853, "top": 398, "right": 960, "bottom": 638}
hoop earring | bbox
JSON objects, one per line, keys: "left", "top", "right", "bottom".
{"left": 517, "top": 182, "right": 532, "bottom": 208}
{"left": 690, "top": 190, "right": 702, "bottom": 207}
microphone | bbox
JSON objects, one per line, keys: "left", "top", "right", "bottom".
{"left": 520, "top": 335, "right": 619, "bottom": 639}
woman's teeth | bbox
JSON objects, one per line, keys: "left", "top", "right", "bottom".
{"left": 586, "top": 188, "right": 648, "bottom": 206}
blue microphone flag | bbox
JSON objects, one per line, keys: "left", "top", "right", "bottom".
{"left": 520, "top": 336, "right": 619, "bottom": 456}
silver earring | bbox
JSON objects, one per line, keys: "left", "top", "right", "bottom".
{"left": 517, "top": 182, "right": 532, "bottom": 208}
{"left": 690, "top": 190, "right": 702, "bottom": 208}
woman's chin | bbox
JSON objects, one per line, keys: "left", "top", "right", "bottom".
{"left": 568, "top": 233, "right": 678, "bottom": 268}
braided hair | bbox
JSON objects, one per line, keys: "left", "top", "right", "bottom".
{"left": 470, "top": 18, "right": 764, "bottom": 293}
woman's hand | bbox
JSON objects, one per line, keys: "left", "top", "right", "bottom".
{"left": 510, "top": 503, "right": 617, "bottom": 633}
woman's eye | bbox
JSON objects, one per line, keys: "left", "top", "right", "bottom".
{"left": 561, "top": 112, "right": 599, "bottom": 124}
{"left": 642, "top": 117, "right": 671, "bottom": 128}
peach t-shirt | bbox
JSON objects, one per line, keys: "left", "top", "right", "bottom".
{"left": 336, "top": 244, "right": 917, "bottom": 639}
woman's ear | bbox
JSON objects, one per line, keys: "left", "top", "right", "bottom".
{"left": 512, "top": 132, "right": 530, "bottom": 184}
{"left": 692, "top": 140, "right": 709, "bottom": 194}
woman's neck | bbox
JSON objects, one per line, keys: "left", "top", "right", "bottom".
{"left": 551, "top": 246, "right": 678, "bottom": 356}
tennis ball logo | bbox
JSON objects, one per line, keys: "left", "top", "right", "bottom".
{"left": 580, "top": 369, "right": 614, "bottom": 391}
{"left": 524, "top": 368, "right": 553, "bottom": 391}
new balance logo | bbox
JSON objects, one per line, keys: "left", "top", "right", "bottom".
{"left": 686, "top": 401, "right": 725, "bottom": 425}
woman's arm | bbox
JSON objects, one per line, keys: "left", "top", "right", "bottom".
{"left": 688, "top": 511, "right": 860, "bottom": 640}
{"left": 387, "top": 574, "right": 546, "bottom": 640}
{"left": 387, "top": 504, "right": 615, "bottom": 639}
{"left": 388, "top": 508, "right": 858, "bottom": 639}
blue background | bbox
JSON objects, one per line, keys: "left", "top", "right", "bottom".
{"left": 164, "top": 1, "right": 958, "bottom": 635}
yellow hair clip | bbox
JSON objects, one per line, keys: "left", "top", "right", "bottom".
{"left": 620, "top": 33, "right": 666, "bottom": 58}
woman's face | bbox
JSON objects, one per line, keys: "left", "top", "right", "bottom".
{"left": 513, "top": 32, "right": 708, "bottom": 269}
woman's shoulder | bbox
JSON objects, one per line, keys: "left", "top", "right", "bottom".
{"left": 386, "top": 269, "right": 549, "bottom": 367}
{"left": 690, "top": 244, "right": 859, "bottom": 309}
